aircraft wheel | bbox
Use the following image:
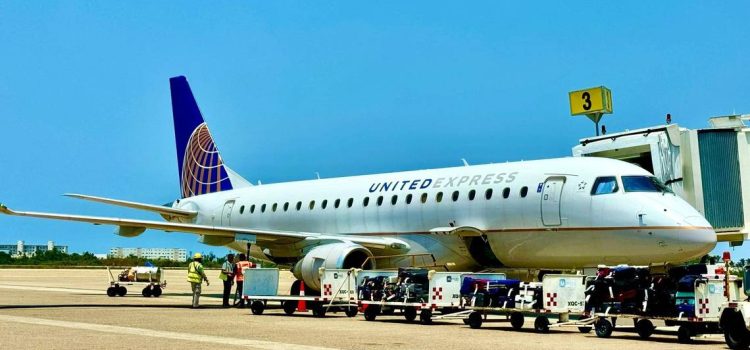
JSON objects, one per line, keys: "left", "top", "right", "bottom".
{"left": 468, "top": 311, "right": 483, "bottom": 329}
{"left": 419, "top": 309, "right": 433, "bottom": 325}
{"left": 251, "top": 301, "right": 265, "bottom": 315}
{"left": 594, "top": 318, "right": 613, "bottom": 338}
{"left": 404, "top": 307, "right": 417, "bottom": 322}
{"left": 635, "top": 319, "right": 654, "bottom": 340}
{"left": 534, "top": 316, "right": 550, "bottom": 333}
{"left": 510, "top": 312, "right": 524, "bottom": 330}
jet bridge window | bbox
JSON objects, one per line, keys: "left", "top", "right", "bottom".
{"left": 452, "top": 191, "right": 459, "bottom": 202}
{"left": 622, "top": 176, "right": 673, "bottom": 193}
{"left": 520, "top": 186, "right": 528, "bottom": 198}
{"left": 468, "top": 189, "right": 476, "bottom": 200}
{"left": 322, "top": 200, "right": 328, "bottom": 209}
{"left": 591, "top": 176, "right": 619, "bottom": 195}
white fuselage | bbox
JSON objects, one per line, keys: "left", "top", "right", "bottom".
{"left": 175, "top": 157, "right": 716, "bottom": 271}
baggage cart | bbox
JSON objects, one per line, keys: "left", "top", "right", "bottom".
{"left": 592, "top": 276, "right": 739, "bottom": 343}
{"left": 359, "top": 270, "right": 466, "bottom": 325}
{"left": 462, "top": 274, "right": 595, "bottom": 333}
{"left": 106, "top": 266, "right": 167, "bottom": 297}
{"left": 243, "top": 267, "right": 359, "bottom": 318}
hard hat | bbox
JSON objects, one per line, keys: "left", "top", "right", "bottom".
{"left": 193, "top": 253, "right": 202, "bottom": 259}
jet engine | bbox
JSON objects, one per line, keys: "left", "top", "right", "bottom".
{"left": 115, "top": 226, "right": 146, "bottom": 237}
{"left": 292, "top": 242, "right": 375, "bottom": 291}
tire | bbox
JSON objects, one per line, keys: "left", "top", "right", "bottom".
{"left": 106, "top": 287, "right": 116, "bottom": 297}
{"left": 419, "top": 309, "right": 433, "bottom": 325}
{"left": 152, "top": 286, "right": 162, "bottom": 297}
{"left": 283, "top": 301, "right": 296, "bottom": 315}
{"left": 117, "top": 286, "right": 127, "bottom": 297}
{"left": 313, "top": 303, "right": 327, "bottom": 318}
{"left": 510, "top": 312, "right": 524, "bottom": 330}
{"left": 635, "top": 319, "right": 654, "bottom": 340}
{"left": 290, "top": 280, "right": 301, "bottom": 296}
{"left": 364, "top": 305, "right": 379, "bottom": 321}
{"left": 678, "top": 325, "right": 694, "bottom": 344}
{"left": 142, "top": 287, "right": 152, "bottom": 297}
{"left": 404, "top": 307, "right": 417, "bottom": 322}
{"left": 345, "top": 306, "right": 358, "bottom": 317}
{"left": 724, "top": 311, "right": 750, "bottom": 350}
{"left": 534, "top": 316, "right": 550, "bottom": 333}
{"left": 468, "top": 311, "right": 483, "bottom": 329}
{"left": 578, "top": 327, "right": 592, "bottom": 334}
{"left": 594, "top": 318, "right": 613, "bottom": 338}
{"left": 251, "top": 301, "right": 265, "bottom": 315}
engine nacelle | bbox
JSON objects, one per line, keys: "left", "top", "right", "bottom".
{"left": 292, "top": 242, "right": 375, "bottom": 291}
{"left": 115, "top": 226, "right": 146, "bottom": 237}
{"left": 199, "top": 235, "right": 235, "bottom": 246}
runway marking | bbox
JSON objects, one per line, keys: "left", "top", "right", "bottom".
{"left": 0, "top": 314, "right": 340, "bottom": 350}
{"left": 0, "top": 284, "right": 100, "bottom": 294}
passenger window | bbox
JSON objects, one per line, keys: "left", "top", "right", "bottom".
{"left": 468, "top": 190, "right": 476, "bottom": 201}
{"left": 503, "top": 187, "right": 510, "bottom": 198}
{"left": 261, "top": 204, "right": 266, "bottom": 213}
{"left": 591, "top": 176, "right": 619, "bottom": 195}
{"left": 436, "top": 192, "right": 443, "bottom": 203}
{"left": 239, "top": 205, "right": 245, "bottom": 214}
{"left": 309, "top": 200, "right": 315, "bottom": 210}
{"left": 296, "top": 201, "right": 302, "bottom": 211}
{"left": 421, "top": 193, "right": 428, "bottom": 203}
{"left": 250, "top": 204, "right": 255, "bottom": 214}
{"left": 322, "top": 200, "right": 328, "bottom": 209}
{"left": 406, "top": 194, "right": 413, "bottom": 204}
{"left": 363, "top": 197, "right": 370, "bottom": 207}
{"left": 452, "top": 191, "right": 459, "bottom": 202}
{"left": 334, "top": 199, "right": 341, "bottom": 208}
{"left": 377, "top": 196, "right": 383, "bottom": 206}
{"left": 520, "top": 186, "right": 528, "bottom": 198}
{"left": 347, "top": 198, "right": 353, "bottom": 208}
{"left": 485, "top": 188, "right": 493, "bottom": 200}
{"left": 391, "top": 195, "right": 398, "bottom": 205}
{"left": 283, "top": 202, "right": 289, "bottom": 212}
{"left": 272, "top": 203, "right": 277, "bottom": 212}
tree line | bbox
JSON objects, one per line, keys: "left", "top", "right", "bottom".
{"left": 0, "top": 249, "right": 270, "bottom": 268}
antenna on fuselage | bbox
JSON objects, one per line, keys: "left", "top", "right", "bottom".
{"left": 461, "top": 158, "right": 469, "bottom": 167}
{"left": 315, "top": 172, "right": 321, "bottom": 180}
{"left": 257, "top": 180, "right": 262, "bottom": 185}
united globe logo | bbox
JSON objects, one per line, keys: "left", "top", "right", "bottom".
{"left": 180, "top": 123, "right": 232, "bottom": 198}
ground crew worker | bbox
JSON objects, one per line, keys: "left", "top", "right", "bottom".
{"left": 187, "top": 252, "right": 209, "bottom": 308}
{"left": 221, "top": 253, "right": 235, "bottom": 307}
{"left": 234, "top": 253, "right": 253, "bottom": 307}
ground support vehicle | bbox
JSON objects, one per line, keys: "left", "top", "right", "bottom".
{"left": 359, "top": 270, "right": 467, "bottom": 325}
{"left": 106, "top": 266, "right": 166, "bottom": 297}
{"left": 463, "top": 274, "right": 594, "bottom": 333}
{"left": 593, "top": 277, "right": 738, "bottom": 343}
{"left": 243, "top": 267, "right": 359, "bottom": 318}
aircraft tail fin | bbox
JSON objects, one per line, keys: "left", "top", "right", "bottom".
{"left": 169, "top": 76, "right": 250, "bottom": 198}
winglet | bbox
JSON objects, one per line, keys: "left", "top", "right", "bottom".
{"left": 0, "top": 203, "right": 12, "bottom": 215}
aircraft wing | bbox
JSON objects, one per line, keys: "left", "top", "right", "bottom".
{"left": 0, "top": 203, "right": 409, "bottom": 253}
{"left": 64, "top": 193, "right": 197, "bottom": 220}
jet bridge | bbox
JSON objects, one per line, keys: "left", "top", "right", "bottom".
{"left": 572, "top": 115, "right": 750, "bottom": 245}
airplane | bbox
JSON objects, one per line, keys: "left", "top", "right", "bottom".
{"left": 0, "top": 76, "right": 717, "bottom": 292}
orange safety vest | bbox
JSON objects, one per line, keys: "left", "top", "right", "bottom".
{"left": 235, "top": 260, "right": 252, "bottom": 281}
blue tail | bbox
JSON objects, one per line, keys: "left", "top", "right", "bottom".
{"left": 170, "top": 76, "right": 233, "bottom": 198}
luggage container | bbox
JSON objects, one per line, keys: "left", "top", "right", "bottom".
{"left": 593, "top": 276, "right": 740, "bottom": 343}
{"left": 459, "top": 274, "right": 594, "bottom": 333}
{"left": 243, "top": 267, "right": 359, "bottom": 318}
{"left": 106, "top": 266, "right": 167, "bottom": 297}
{"left": 359, "top": 270, "right": 466, "bottom": 325}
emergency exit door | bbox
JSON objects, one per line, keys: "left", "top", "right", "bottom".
{"left": 541, "top": 177, "right": 565, "bottom": 226}
{"left": 221, "top": 200, "right": 235, "bottom": 226}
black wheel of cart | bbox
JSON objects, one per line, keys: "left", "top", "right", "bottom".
{"left": 468, "top": 311, "right": 482, "bottom": 329}
{"left": 364, "top": 305, "right": 379, "bottom": 321}
{"left": 678, "top": 325, "right": 694, "bottom": 344}
{"left": 594, "top": 318, "right": 613, "bottom": 338}
{"left": 510, "top": 312, "right": 524, "bottom": 330}
{"left": 635, "top": 319, "right": 654, "bottom": 340}
{"left": 313, "top": 304, "right": 327, "bottom": 318}
{"left": 117, "top": 286, "right": 127, "bottom": 297}
{"left": 250, "top": 300, "right": 265, "bottom": 315}
{"left": 723, "top": 311, "right": 750, "bottom": 350}
{"left": 404, "top": 307, "right": 417, "bottom": 322}
{"left": 142, "top": 287, "right": 152, "bottom": 297}
{"left": 419, "top": 309, "right": 433, "bottom": 325}
{"left": 534, "top": 316, "right": 550, "bottom": 333}
{"left": 106, "top": 287, "right": 116, "bottom": 297}
{"left": 152, "top": 286, "right": 162, "bottom": 297}
{"left": 344, "top": 306, "right": 358, "bottom": 317}
{"left": 282, "top": 301, "right": 296, "bottom": 315}
{"left": 578, "top": 327, "right": 592, "bottom": 333}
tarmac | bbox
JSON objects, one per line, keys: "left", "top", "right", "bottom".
{"left": 0, "top": 268, "right": 732, "bottom": 350}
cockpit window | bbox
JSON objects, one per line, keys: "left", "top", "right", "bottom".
{"left": 591, "top": 176, "right": 618, "bottom": 195}
{"left": 622, "top": 176, "right": 673, "bottom": 193}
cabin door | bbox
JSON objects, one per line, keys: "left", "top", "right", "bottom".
{"left": 541, "top": 177, "right": 565, "bottom": 226}
{"left": 221, "top": 200, "right": 235, "bottom": 226}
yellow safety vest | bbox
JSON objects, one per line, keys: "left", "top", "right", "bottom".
{"left": 187, "top": 261, "right": 204, "bottom": 283}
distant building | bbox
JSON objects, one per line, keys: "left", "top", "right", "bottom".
{"left": 109, "top": 247, "right": 187, "bottom": 262}
{"left": 0, "top": 241, "right": 68, "bottom": 257}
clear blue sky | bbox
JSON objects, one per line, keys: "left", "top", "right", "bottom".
{"left": 1, "top": 2, "right": 749, "bottom": 258}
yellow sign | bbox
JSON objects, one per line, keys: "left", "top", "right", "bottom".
{"left": 569, "top": 86, "right": 613, "bottom": 116}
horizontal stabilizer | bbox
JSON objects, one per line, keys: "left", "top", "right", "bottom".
{"left": 64, "top": 193, "right": 197, "bottom": 219}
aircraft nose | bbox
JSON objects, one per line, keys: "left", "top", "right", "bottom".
{"left": 678, "top": 215, "right": 717, "bottom": 257}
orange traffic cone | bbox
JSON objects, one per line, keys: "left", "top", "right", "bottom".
{"left": 297, "top": 281, "right": 307, "bottom": 312}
